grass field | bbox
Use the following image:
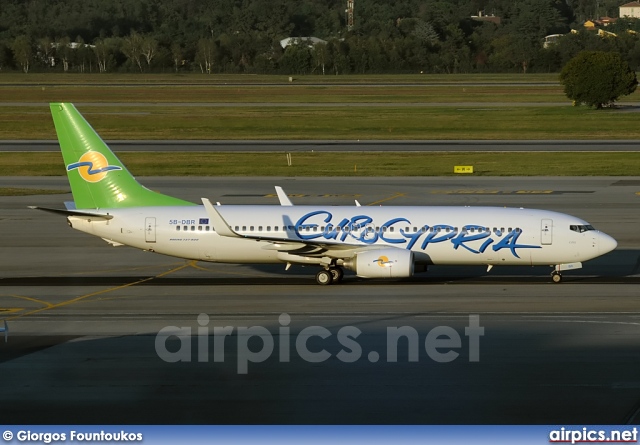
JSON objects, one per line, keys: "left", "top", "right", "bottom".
{"left": 2, "top": 105, "right": 640, "bottom": 140}
{"left": 2, "top": 152, "right": 639, "bottom": 177}
{"left": 1, "top": 73, "right": 638, "bottom": 178}
{"left": 1, "top": 73, "right": 640, "bottom": 140}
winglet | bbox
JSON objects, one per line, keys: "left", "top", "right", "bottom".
{"left": 355, "top": 200, "right": 362, "bottom": 207}
{"left": 275, "top": 186, "right": 294, "bottom": 206}
{"left": 0, "top": 320, "right": 8, "bottom": 342}
{"left": 202, "top": 198, "right": 239, "bottom": 238}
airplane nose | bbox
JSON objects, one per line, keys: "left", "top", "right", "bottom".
{"left": 598, "top": 232, "right": 617, "bottom": 255}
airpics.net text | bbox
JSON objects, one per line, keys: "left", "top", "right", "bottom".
{"left": 155, "top": 313, "right": 484, "bottom": 374}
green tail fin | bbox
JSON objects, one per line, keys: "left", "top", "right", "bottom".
{"left": 50, "top": 103, "right": 195, "bottom": 209}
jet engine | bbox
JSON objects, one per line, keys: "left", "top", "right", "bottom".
{"left": 344, "top": 248, "right": 414, "bottom": 278}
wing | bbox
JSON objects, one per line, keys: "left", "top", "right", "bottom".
{"left": 201, "top": 198, "right": 385, "bottom": 264}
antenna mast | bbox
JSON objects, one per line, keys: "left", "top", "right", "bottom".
{"left": 347, "top": 0, "right": 354, "bottom": 31}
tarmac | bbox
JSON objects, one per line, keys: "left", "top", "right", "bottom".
{"left": 1, "top": 176, "right": 639, "bottom": 424}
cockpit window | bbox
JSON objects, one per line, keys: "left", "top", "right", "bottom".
{"left": 570, "top": 224, "right": 595, "bottom": 233}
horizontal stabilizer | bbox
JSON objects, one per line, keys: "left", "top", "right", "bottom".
{"left": 28, "top": 206, "right": 113, "bottom": 220}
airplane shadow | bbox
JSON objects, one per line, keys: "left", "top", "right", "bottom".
{"left": 0, "top": 249, "right": 638, "bottom": 286}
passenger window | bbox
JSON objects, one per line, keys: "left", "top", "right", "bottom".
{"left": 206, "top": 226, "right": 210, "bottom": 231}
{"left": 183, "top": 226, "right": 187, "bottom": 231}
{"left": 258, "top": 226, "right": 263, "bottom": 231}
{"left": 250, "top": 226, "right": 254, "bottom": 231}
{"left": 274, "top": 226, "right": 279, "bottom": 231}
{"left": 242, "top": 226, "right": 246, "bottom": 231}
{"left": 266, "top": 226, "right": 271, "bottom": 232}
{"left": 191, "top": 226, "right": 195, "bottom": 231}
{"left": 176, "top": 226, "right": 180, "bottom": 231}
{"left": 198, "top": 226, "right": 202, "bottom": 231}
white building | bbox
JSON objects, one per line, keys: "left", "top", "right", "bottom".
{"left": 279, "top": 37, "right": 327, "bottom": 49}
{"left": 620, "top": 1, "right": 640, "bottom": 18}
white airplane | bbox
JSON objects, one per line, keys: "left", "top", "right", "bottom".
{"left": 32, "top": 103, "right": 617, "bottom": 285}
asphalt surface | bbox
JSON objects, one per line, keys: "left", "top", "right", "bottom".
{"left": 3, "top": 140, "right": 640, "bottom": 152}
{"left": 0, "top": 176, "right": 639, "bottom": 424}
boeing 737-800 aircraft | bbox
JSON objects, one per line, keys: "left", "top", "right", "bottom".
{"left": 33, "top": 103, "right": 617, "bottom": 285}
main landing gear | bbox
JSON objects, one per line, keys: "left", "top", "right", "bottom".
{"left": 316, "top": 266, "right": 344, "bottom": 285}
{"left": 551, "top": 270, "right": 562, "bottom": 283}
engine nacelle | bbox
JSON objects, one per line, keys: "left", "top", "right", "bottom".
{"left": 346, "top": 248, "right": 414, "bottom": 278}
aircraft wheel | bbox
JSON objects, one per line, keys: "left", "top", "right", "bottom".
{"left": 551, "top": 271, "right": 562, "bottom": 283}
{"left": 329, "top": 267, "right": 344, "bottom": 283}
{"left": 316, "top": 270, "right": 333, "bottom": 285}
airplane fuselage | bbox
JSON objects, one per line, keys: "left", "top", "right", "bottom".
{"left": 68, "top": 204, "right": 616, "bottom": 269}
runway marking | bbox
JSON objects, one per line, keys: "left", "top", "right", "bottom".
{"left": 5, "top": 262, "right": 192, "bottom": 322}
{"left": 367, "top": 192, "right": 406, "bottom": 206}
{"left": 0, "top": 308, "right": 23, "bottom": 314}
{"left": 259, "top": 194, "right": 363, "bottom": 199}
{"left": 6, "top": 294, "right": 53, "bottom": 308}
{"left": 429, "top": 190, "right": 594, "bottom": 195}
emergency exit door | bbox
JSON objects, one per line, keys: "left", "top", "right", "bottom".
{"left": 541, "top": 219, "right": 553, "bottom": 245}
{"left": 145, "top": 217, "right": 156, "bottom": 243}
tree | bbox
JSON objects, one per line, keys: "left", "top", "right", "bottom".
{"left": 560, "top": 51, "right": 638, "bottom": 108}
{"left": 93, "top": 38, "right": 118, "bottom": 73}
{"left": 73, "top": 36, "right": 91, "bottom": 73}
{"left": 195, "top": 38, "right": 216, "bottom": 74}
{"left": 171, "top": 43, "right": 183, "bottom": 73}
{"left": 121, "top": 31, "right": 144, "bottom": 72}
{"left": 141, "top": 34, "right": 158, "bottom": 69}
{"left": 56, "top": 36, "right": 72, "bottom": 72}
{"left": 11, "top": 35, "right": 32, "bottom": 73}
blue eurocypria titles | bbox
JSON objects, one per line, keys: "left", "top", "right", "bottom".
{"left": 294, "top": 210, "right": 541, "bottom": 258}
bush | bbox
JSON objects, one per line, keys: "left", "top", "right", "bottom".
{"left": 560, "top": 51, "right": 638, "bottom": 108}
